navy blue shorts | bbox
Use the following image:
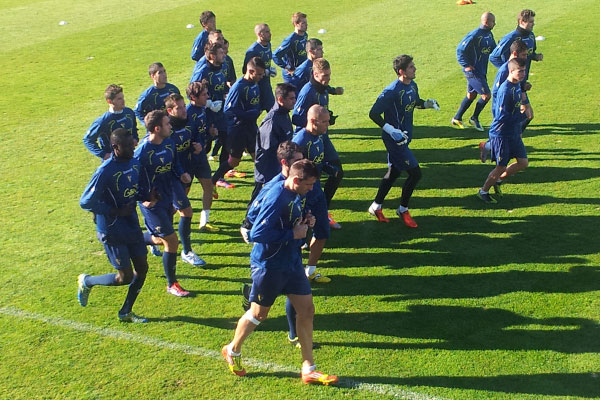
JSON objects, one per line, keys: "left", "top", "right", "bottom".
{"left": 322, "top": 133, "right": 339, "bottom": 162}
{"left": 305, "top": 183, "right": 330, "bottom": 240}
{"left": 139, "top": 204, "right": 175, "bottom": 238}
{"left": 464, "top": 71, "right": 490, "bottom": 95}
{"left": 97, "top": 232, "right": 147, "bottom": 270}
{"left": 172, "top": 180, "right": 191, "bottom": 211}
{"left": 490, "top": 135, "right": 527, "bottom": 167}
{"left": 191, "top": 152, "right": 211, "bottom": 180}
{"left": 382, "top": 135, "right": 419, "bottom": 171}
{"left": 249, "top": 264, "right": 311, "bottom": 307}
{"left": 228, "top": 122, "right": 258, "bottom": 159}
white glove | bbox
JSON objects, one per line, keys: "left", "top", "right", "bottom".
{"left": 383, "top": 123, "right": 408, "bottom": 145}
{"left": 206, "top": 100, "right": 223, "bottom": 113}
{"left": 269, "top": 66, "right": 277, "bottom": 78}
{"left": 424, "top": 99, "right": 440, "bottom": 110}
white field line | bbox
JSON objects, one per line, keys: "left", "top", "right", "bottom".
{"left": 1, "top": 306, "right": 444, "bottom": 400}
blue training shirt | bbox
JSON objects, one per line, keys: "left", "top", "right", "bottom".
{"left": 490, "top": 27, "right": 537, "bottom": 82}
{"left": 254, "top": 103, "right": 294, "bottom": 184}
{"left": 273, "top": 32, "right": 308, "bottom": 81}
{"left": 456, "top": 26, "right": 496, "bottom": 77}
{"left": 83, "top": 109, "right": 138, "bottom": 159}
{"left": 489, "top": 80, "right": 524, "bottom": 138}
{"left": 169, "top": 116, "right": 193, "bottom": 175}
{"left": 191, "top": 30, "right": 209, "bottom": 62}
{"left": 134, "top": 83, "right": 180, "bottom": 126}
{"left": 292, "top": 80, "right": 329, "bottom": 129}
{"left": 370, "top": 79, "right": 421, "bottom": 141}
{"left": 224, "top": 77, "right": 261, "bottom": 127}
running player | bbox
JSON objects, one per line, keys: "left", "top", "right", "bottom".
{"left": 190, "top": 10, "right": 216, "bottom": 62}
{"left": 368, "top": 55, "right": 439, "bottom": 228}
{"left": 78, "top": 128, "right": 154, "bottom": 322}
{"left": 288, "top": 38, "right": 323, "bottom": 96}
{"left": 273, "top": 12, "right": 309, "bottom": 84}
{"left": 134, "top": 63, "right": 180, "bottom": 126}
{"left": 84, "top": 84, "right": 139, "bottom": 160}
{"left": 243, "top": 23, "right": 275, "bottom": 111}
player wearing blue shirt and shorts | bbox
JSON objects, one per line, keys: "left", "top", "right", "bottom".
{"left": 221, "top": 159, "right": 338, "bottom": 386}
{"left": 243, "top": 24, "right": 275, "bottom": 112}
{"left": 78, "top": 128, "right": 155, "bottom": 323}
{"left": 273, "top": 12, "right": 308, "bottom": 84}
{"left": 451, "top": 12, "right": 496, "bottom": 131}
{"left": 84, "top": 84, "right": 139, "bottom": 161}
{"left": 190, "top": 10, "right": 216, "bottom": 62}
{"left": 478, "top": 58, "right": 529, "bottom": 204}
{"left": 368, "top": 55, "right": 440, "bottom": 228}
{"left": 134, "top": 63, "right": 180, "bottom": 127}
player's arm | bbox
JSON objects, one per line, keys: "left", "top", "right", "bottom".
{"left": 83, "top": 117, "right": 110, "bottom": 159}
{"left": 272, "top": 36, "right": 293, "bottom": 70}
{"left": 242, "top": 49, "right": 255, "bottom": 75}
{"left": 133, "top": 93, "right": 147, "bottom": 126}
{"left": 250, "top": 196, "right": 295, "bottom": 244}
{"left": 80, "top": 170, "right": 113, "bottom": 215}
{"left": 191, "top": 32, "right": 205, "bottom": 62}
{"left": 291, "top": 88, "right": 315, "bottom": 127}
{"left": 489, "top": 36, "right": 512, "bottom": 68}
{"left": 456, "top": 31, "right": 476, "bottom": 70}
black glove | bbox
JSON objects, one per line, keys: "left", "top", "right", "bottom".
{"left": 328, "top": 110, "right": 338, "bottom": 126}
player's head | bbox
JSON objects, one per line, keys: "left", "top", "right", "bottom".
{"left": 110, "top": 128, "right": 135, "bottom": 160}
{"left": 145, "top": 110, "right": 171, "bottom": 138}
{"left": 509, "top": 40, "right": 529, "bottom": 61}
{"left": 245, "top": 57, "right": 266, "bottom": 83}
{"left": 205, "top": 42, "right": 225, "bottom": 66}
{"left": 481, "top": 12, "right": 495, "bottom": 29}
{"left": 275, "top": 82, "right": 297, "bottom": 110}
{"left": 288, "top": 159, "right": 318, "bottom": 195}
{"left": 292, "top": 12, "right": 308, "bottom": 33}
{"left": 223, "top": 38, "right": 230, "bottom": 53}
{"left": 186, "top": 81, "right": 209, "bottom": 106}
{"left": 518, "top": 9, "right": 535, "bottom": 31}
{"left": 165, "top": 93, "right": 187, "bottom": 120}
{"left": 306, "top": 38, "right": 323, "bottom": 60}
{"left": 255, "top": 23, "right": 271, "bottom": 43}
{"left": 208, "top": 30, "right": 224, "bottom": 45}
{"left": 307, "top": 104, "right": 330, "bottom": 135}
{"left": 199, "top": 11, "right": 216, "bottom": 30}
{"left": 508, "top": 58, "right": 526, "bottom": 82}
{"left": 312, "top": 58, "right": 331, "bottom": 86}
{"left": 393, "top": 55, "right": 416, "bottom": 80}
{"left": 104, "top": 84, "right": 125, "bottom": 111}
{"left": 149, "top": 62, "right": 167, "bottom": 87}
{"left": 277, "top": 141, "right": 304, "bottom": 177}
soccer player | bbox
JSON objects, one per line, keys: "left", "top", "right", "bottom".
{"left": 273, "top": 12, "right": 309, "bottom": 84}
{"left": 186, "top": 81, "right": 220, "bottom": 232}
{"left": 292, "top": 105, "right": 333, "bottom": 283}
{"left": 223, "top": 38, "right": 237, "bottom": 86}
{"left": 292, "top": 58, "right": 344, "bottom": 229}
{"left": 288, "top": 38, "right": 323, "bottom": 95}
{"left": 479, "top": 40, "right": 529, "bottom": 163}
{"left": 78, "top": 128, "right": 154, "bottom": 323}
{"left": 221, "top": 158, "right": 339, "bottom": 386}
{"left": 490, "top": 9, "right": 543, "bottom": 133}
{"left": 164, "top": 94, "right": 207, "bottom": 266}
{"left": 135, "top": 110, "right": 192, "bottom": 297}
{"left": 84, "top": 84, "right": 139, "bottom": 160}
{"left": 134, "top": 63, "right": 180, "bottom": 126}
{"left": 243, "top": 23, "right": 276, "bottom": 112}
{"left": 478, "top": 58, "right": 529, "bottom": 203}
{"left": 451, "top": 12, "right": 496, "bottom": 131}
{"left": 211, "top": 57, "right": 265, "bottom": 186}
{"left": 190, "top": 10, "right": 216, "bottom": 62}
{"left": 367, "top": 55, "right": 439, "bottom": 227}
{"left": 190, "top": 30, "right": 225, "bottom": 73}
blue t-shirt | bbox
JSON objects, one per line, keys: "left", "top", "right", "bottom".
{"left": 83, "top": 109, "right": 138, "bottom": 159}
{"left": 246, "top": 173, "right": 286, "bottom": 228}
{"left": 292, "top": 80, "right": 329, "bottom": 129}
{"left": 273, "top": 32, "right": 308, "bottom": 80}
{"left": 169, "top": 116, "right": 193, "bottom": 174}
{"left": 191, "top": 30, "right": 209, "bottom": 62}
{"left": 288, "top": 58, "right": 312, "bottom": 95}
{"left": 224, "top": 77, "right": 261, "bottom": 127}
{"left": 370, "top": 79, "right": 420, "bottom": 140}
{"left": 489, "top": 80, "right": 523, "bottom": 138}
{"left": 490, "top": 27, "right": 537, "bottom": 82}
{"left": 80, "top": 155, "right": 149, "bottom": 240}
{"left": 134, "top": 83, "right": 180, "bottom": 126}
{"left": 292, "top": 128, "right": 325, "bottom": 175}
{"left": 243, "top": 41, "right": 273, "bottom": 89}
{"left": 456, "top": 26, "right": 496, "bottom": 77}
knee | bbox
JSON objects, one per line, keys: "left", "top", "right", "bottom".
{"left": 181, "top": 207, "right": 193, "bottom": 218}
{"left": 164, "top": 234, "right": 179, "bottom": 251}
{"left": 228, "top": 156, "right": 240, "bottom": 168}
{"left": 408, "top": 166, "right": 422, "bottom": 181}
{"left": 296, "top": 303, "right": 315, "bottom": 320}
{"left": 481, "top": 94, "right": 491, "bottom": 102}
{"left": 116, "top": 269, "right": 133, "bottom": 285}
{"left": 466, "top": 92, "right": 477, "bottom": 100}
{"left": 520, "top": 158, "right": 529, "bottom": 169}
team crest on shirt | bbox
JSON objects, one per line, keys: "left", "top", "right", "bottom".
{"left": 127, "top": 175, "right": 132, "bottom": 182}
{"left": 155, "top": 226, "right": 162, "bottom": 233}
{"left": 160, "top": 157, "right": 164, "bottom": 164}
{"left": 258, "top": 294, "right": 263, "bottom": 302}
{"left": 115, "top": 258, "right": 121, "bottom": 266}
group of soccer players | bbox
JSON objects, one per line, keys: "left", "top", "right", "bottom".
{"left": 75, "top": 7, "right": 542, "bottom": 386}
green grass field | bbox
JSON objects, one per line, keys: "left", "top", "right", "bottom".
{"left": 1, "top": 0, "right": 599, "bottom": 398}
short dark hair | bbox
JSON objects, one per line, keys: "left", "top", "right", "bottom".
{"left": 205, "top": 42, "right": 224, "bottom": 57}
{"left": 145, "top": 110, "right": 167, "bottom": 133}
{"left": 275, "top": 83, "right": 296, "bottom": 99}
{"left": 313, "top": 58, "right": 330, "bottom": 73}
{"left": 306, "top": 38, "right": 322, "bottom": 51}
{"left": 199, "top": 11, "right": 215, "bottom": 26}
{"left": 186, "top": 81, "right": 208, "bottom": 98}
{"left": 104, "top": 84, "right": 123, "bottom": 101}
{"left": 246, "top": 56, "right": 266, "bottom": 71}
{"left": 110, "top": 127, "right": 131, "bottom": 145}
{"left": 164, "top": 93, "right": 184, "bottom": 109}
{"left": 519, "top": 9, "right": 535, "bottom": 23}
{"left": 510, "top": 40, "right": 529, "bottom": 54}
{"left": 148, "top": 62, "right": 164, "bottom": 76}
{"left": 277, "top": 141, "right": 303, "bottom": 165}
{"left": 393, "top": 55, "right": 413, "bottom": 75}
{"left": 289, "top": 159, "right": 318, "bottom": 181}
{"left": 508, "top": 58, "right": 527, "bottom": 71}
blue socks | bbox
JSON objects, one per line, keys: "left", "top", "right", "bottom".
{"left": 179, "top": 217, "right": 192, "bottom": 254}
{"left": 285, "top": 298, "right": 297, "bottom": 340}
{"left": 163, "top": 252, "right": 177, "bottom": 286}
{"left": 472, "top": 98, "right": 488, "bottom": 119}
{"left": 454, "top": 96, "right": 474, "bottom": 121}
{"left": 85, "top": 273, "right": 117, "bottom": 287}
{"left": 119, "top": 273, "right": 146, "bottom": 315}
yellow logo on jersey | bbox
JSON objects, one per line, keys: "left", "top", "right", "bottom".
{"left": 250, "top": 97, "right": 260, "bottom": 105}
{"left": 123, "top": 187, "right": 138, "bottom": 198}
{"left": 214, "top": 82, "right": 226, "bottom": 92}
{"left": 155, "top": 162, "right": 172, "bottom": 174}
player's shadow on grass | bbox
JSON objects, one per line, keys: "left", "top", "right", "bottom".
{"left": 322, "top": 214, "right": 600, "bottom": 269}
{"left": 343, "top": 373, "right": 600, "bottom": 398}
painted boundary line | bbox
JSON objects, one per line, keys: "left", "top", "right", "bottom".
{"left": 1, "top": 306, "right": 444, "bottom": 400}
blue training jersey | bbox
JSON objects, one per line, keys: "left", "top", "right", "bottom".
{"left": 224, "top": 77, "right": 261, "bottom": 127}
{"left": 191, "top": 30, "right": 209, "bottom": 62}
{"left": 288, "top": 58, "right": 312, "bottom": 95}
{"left": 456, "top": 26, "right": 496, "bottom": 77}
{"left": 249, "top": 180, "right": 304, "bottom": 270}
{"left": 489, "top": 80, "right": 524, "bottom": 138}
{"left": 255, "top": 103, "right": 293, "bottom": 184}
{"left": 490, "top": 27, "right": 537, "bottom": 82}
{"left": 243, "top": 41, "right": 273, "bottom": 87}
{"left": 80, "top": 155, "right": 149, "bottom": 240}
{"left": 370, "top": 79, "right": 421, "bottom": 141}
{"left": 83, "top": 108, "right": 138, "bottom": 159}
{"left": 134, "top": 136, "right": 184, "bottom": 208}
{"left": 273, "top": 32, "right": 308, "bottom": 80}
{"left": 246, "top": 173, "right": 286, "bottom": 228}
{"left": 292, "top": 128, "right": 325, "bottom": 175}
{"left": 292, "top": 80, "right": 329, "bottom": 129}
{"left": 134, "top": 83, "right": 180, "bottom": 126}
{"left": 169, "top": 116, "right": 193, "bottom": 174}
{"left": 190, "top": 62, "right": 228, "bottom": 132}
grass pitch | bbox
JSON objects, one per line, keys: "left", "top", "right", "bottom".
{"left": 1, "top": 0, "right": 599, "bottom": 399}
